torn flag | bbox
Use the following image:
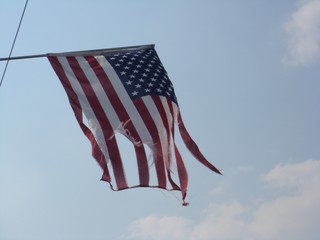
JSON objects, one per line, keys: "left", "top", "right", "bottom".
{"left": 47, "top": 44, "right": 221, "bottom": 205}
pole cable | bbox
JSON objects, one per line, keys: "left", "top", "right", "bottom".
{"left": 0, "top": 0, "right": 29, "bottom": 88}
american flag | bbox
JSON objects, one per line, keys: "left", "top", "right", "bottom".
{"left": 48, "top": 45, "right": 221, "bottom": 205}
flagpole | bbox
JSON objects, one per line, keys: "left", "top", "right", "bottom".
{"left": 0, "top": 54, "right": 46, "bottom": 61}
{"left": 0, "top": 44, "right": 155, "bottom": 62}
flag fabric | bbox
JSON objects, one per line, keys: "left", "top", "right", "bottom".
{"left": 47, "top": 44, "right": 221, "bottom": 205}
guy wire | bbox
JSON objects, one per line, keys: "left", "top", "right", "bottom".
{"left": 0, "top": 0, "right": 29, "bottom": 88}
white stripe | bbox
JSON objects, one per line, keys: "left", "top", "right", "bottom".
{"left": 161, "top": 98, "right": 184, "bottom": 179}
{"left": 142, "top": 96, "right": 169, "bottom": 169}
{"left": 95, "top": 56, "right": 153, "bottom": 144}
{"left": 160, "top": 97, "right": 174, "bottom": 132}
{"left": 75, "top": 56, "right": 121, "bottom": 131}
{"left": 162, "top": 98, "right": 179, "bottom": 135}
{"left": 160, "top": 97, "right": 175, "bottom": 167}
{"left": 57, "top": 56, "right": 111, "bottom": 161}
{"left": 172, "top": 102, "right": 179, "bottom": 123}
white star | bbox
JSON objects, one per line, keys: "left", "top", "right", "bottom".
{"left": 157, "top": 88, "right": 162, "bottom": 93}
{"left": 151, "top": 77, "right": 156, "bottom": 82}
{"left": 154, "top": 73, "right": 159, "bottom": 77}
{"left": 130, "top": 75, "right": 135, "bottom": 79}
{"left": 145, "top": 88, "right": 151, "bottom": 93}
{"left": 139, "top": 60, "right": 145, "bottom": 63}
{"left": 128, "top": 61, "right": 133, "bottom": 65}
{"left": 145, "top": 68, "right": 150, "bottom": 72}
{"left": 133, "top": 69, "right": 139, "bottom": 73}
{"left": 148, "top": 83, "right": 154, "bottom": 87}
{"left": 124, "top": 66, "right": 130, "bottom": 70}
{"left": 115, "top": 63, "right": 121, "bottom": 67}
{"left": 132, "top": 91, "right": 138, "bottom": 96}
{"left": 126, "top": 80, "right": 133, "bottom": 85}
{"left": 120, "top": 71, "right": 126, "bottom": 75}
{"left": 135, "top": 83, "right": 142, "bottom": 88}
{"left": 136, "top": 64, "right": 142, "bottom": 68}
{"left": 139, "top": 78, "right": 145, "bottom": 82}
{"left": 142, "top": 73, "right": 147, "bottom": 77}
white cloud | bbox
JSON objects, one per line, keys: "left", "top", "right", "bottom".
{"left": 284, "top": 0, "right": 320, "bottom": 65}
{"left": 123, "top": 160, "right": 320, "bottom": 240}
{"left": 190, "top": 202, "right": 248, "bottom": 240}
{"left": 250, "top": 159, "right": 320, "bottom": 239}
{"left": 262, "top": 159, "right": 320, "bottom": 188}
{"left": 124, "top": 216, "right": 192, "bottom": 240}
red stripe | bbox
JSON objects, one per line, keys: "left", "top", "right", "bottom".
{"left": 177, "top": 111, "right": 221, "bottom": 175}
{"left": 84, "top": 56, "right": 150, "bottom": 186}
{"left": 174, "top": 145, "right": 188, "bottom": 203}
{"left": 48, "top": 56, "right": 111, "bottom": 182}
{"left": 152, "top": 96, "right": 180, "bottom": 190}
{"left": 133, "top": 98, "right": 167, "bottom": 188}
{"left": 167, "top": 100, "right": 188, "bottom": 202}
{"left": 67, "top": 56, "right": 129, "bottom": 189}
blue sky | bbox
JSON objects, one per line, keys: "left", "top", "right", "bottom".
{"left": 1, "top": 1, "right": 320, "bottom": 239}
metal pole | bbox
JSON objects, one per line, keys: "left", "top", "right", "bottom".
{"left": 0, "top": 54, "right": 46, "bottom": 62}
{"left": 0, "top": 44, "right": 155, "bottom": 62}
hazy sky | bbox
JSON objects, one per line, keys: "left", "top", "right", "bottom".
{"left": 1, "top": 1, "right": 320, "bottom": 240}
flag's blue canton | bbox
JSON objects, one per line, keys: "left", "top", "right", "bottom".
{"left": 104, "top": 48, "right": 178, "bottom": 104}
